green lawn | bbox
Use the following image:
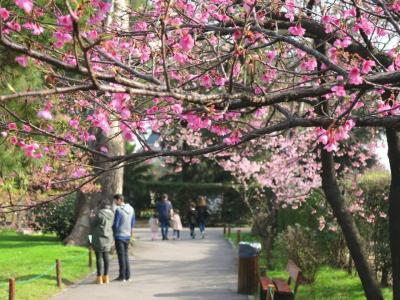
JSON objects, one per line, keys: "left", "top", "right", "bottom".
{"left": 227, "top": 231, "right": 392, "bottom": 300}
{"left": 0, "top": 230, "right": 93, "bottom": 300}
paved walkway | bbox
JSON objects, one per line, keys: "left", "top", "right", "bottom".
{"left": 53, "top": 228, "right": 247, "bottom": 300}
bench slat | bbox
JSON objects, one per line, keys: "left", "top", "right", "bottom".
{"left": 272, "top": 278, "right": 293, "bottom": 295}
{"left": 286, "top": 259, "right": 302, "bottom": 283}
{"left": 260, "top": 277, "right": 274, "bottom": 292}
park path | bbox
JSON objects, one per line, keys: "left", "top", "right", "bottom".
{"left": 52, "top": 227, "right": 247, "bottom": 300}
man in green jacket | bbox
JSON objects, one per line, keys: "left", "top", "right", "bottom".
{"left": 90, "top": 204, "right": 114, "bottom": 284}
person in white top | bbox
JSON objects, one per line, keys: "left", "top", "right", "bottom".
{"left": 171, "top": 209, "right": 183, "bottom": 240}
{"left": 149, "top": 213, "right": 159, "bottom": 240}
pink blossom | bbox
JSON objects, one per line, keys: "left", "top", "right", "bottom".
{"left": 215, "top": 75, "right": 226, "bottom": 87}
{"left": 69, "top": 119, "right": 80, "bottom": 129}
{"left": 261, "top": 69, "right": 277, "bottom": 83}
{"left": 343, "top": 8, "right": 356, "bottom": 19}
{"left": 348, "top": 67, "right": 363, "bottom": 85}
{"left": 1, "top": 131, "right": 7, "bottom": 137}
{"left": 6, "top": 21, "right": 21, "bottom": 32}
{"left": 23, "top": 125, "right": 32, "bottom": 132}
{"left": 72, "top": 167, "right": 86, "bottom": 178}
{"left": 10, "top": 136, "right": 18, "bottom": 145}
{"left": 361, "top": 60, "right": 376, "bottom": 74}
{"left": 15, "top": 0, "right": 33, "bottom": 13}
{"left": 265, "top": 50, "right": 276, "bottom": 63}
{"left": 140, "top": 45, "right": 151, "bottom": 63}
{"left": 172, "top": 104, "right": 183, "bottom": 114}
{"left": 23, "top": 22, "right": 44, "bottom": 35}
{"left": 173, "top": 52, "right": 187, "bottom": 64}
{"left": 200, "top": 74, "right": 212, "bottom": 88}
{"left": 180, "top": 34, "right": 195, "bottom": 52}
{"left": 100, "top": 146, "right": 108, "bottom": 153}
{"left": 86, "top": 30, "right": 98, "bottom": 40}
{"left": 233, "top": 30, "right": 242, "bottom": 41}
{"left": 0, "top": 7, "right": 10, "bottom": 20}
{"left": 53, "top": 31, "right": 72, "bottom": 48}
{"left": 223, "top": 130, "right": 242, "bottom": 145}
{"left": 333, "top": 37, "right": 352, "bottom": 48}
{"left": 331, "top": 85, "right": 346, "bottom": 97}
{"left": 355, "top": 17, "right": 373, "bottom": 35}
{"left": 15, "top": 55, "right": 28, "bottom": 67}
{"left": 37, "top": 110, "right": 53, "bottom": 120}
{"left": 8, "top": 123, "right": 17, "bottom": 130}
{"left": 288, "top": 24, "right": 306, "bottom": 36}
{"left": 300, "top": 58, "right": 317, "bottom": 71}
{"left": 57, "top": 15, "right": 73, "bottom": 31}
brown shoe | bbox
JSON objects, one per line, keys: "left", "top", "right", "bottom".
{"left": 102, "top": 275, "right": 110, "bottom": 284}
{"left": 96, "top": 276, "right": 103, "bottom": 284}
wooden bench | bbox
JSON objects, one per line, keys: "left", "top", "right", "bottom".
{"left": 259, "top": 260, "right": 302, "bottom": 300}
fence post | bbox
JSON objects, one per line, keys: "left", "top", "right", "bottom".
{"left": 223, "top": 224, "right": 226, "bottom": 235}
{"left": 88, "top": 247, "right": 93, "bottom": 268}
{"left": 237, "top": 229, "right": 241, "bottom": 244}
{"left": 227, "top": 224, "right": 231, "bottom": 236}
{"left": 56, "top": 259, "right": 62, "bottom": 288}
{"left": 9, "top": 278, "right": 15, "bottom": 300}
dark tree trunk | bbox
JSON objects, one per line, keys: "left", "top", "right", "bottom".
{"left": 64, "top": 129, "right": 124, "bottom": 246}
{"left": 320, "top": 149, "right": 383, "bottom": 300}
{"left": 385, "top": 128, "right": 400, "bottom": 300}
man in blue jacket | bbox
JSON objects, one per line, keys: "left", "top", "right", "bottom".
{"left": 156, "top": 193, "right": 173, "bottom": 240}
{"left": 112, "top": 194, "right": 135, "bottom": 282}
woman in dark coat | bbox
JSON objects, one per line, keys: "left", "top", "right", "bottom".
{"left": 186, "top": 202, "right": 198, "bottom": 239}
{"left": 196, "top": 196, "right": 209, "bottom": 239}
{"left": 90, "top": 204, "right": 114, "bottom": 284}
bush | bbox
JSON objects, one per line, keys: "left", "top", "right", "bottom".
{"left": 357, "top": 171, "right": 391, "bottom": 286}
{"left": 31, "top": 194, "right": 77, "bottom": 240}
{"left": 275, "top": 224, "right": 322, "bottom": 283}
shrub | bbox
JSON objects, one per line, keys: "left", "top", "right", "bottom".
{"left": 31, "top": 194, "right": 77, "bottom": 240}
{"left": 275, "top": 224, "right": 322, "bottom": 283}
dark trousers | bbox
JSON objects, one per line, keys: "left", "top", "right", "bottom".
{"left": 189, "top": 224, "right": 196, "bottom": 237}
{"left": 95, "top": 251, "right": 110, "bottom": 276}
{"left": 115, "top": 240, "right": 130, "bottom": 280}
{"left": 173, "top": 229, "right": 180, "bottom": 238}
{"left": 160, "top": 220, "right": 169, "bottom": 239}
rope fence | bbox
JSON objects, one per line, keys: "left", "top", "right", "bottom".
{"left": 0, "top": 250, "right": 90, "bottom": 299}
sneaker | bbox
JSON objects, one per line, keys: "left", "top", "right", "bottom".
{"left": 113, "top": 277, "right": 125, "bottom": 282}
{"left": 126, "top": 278, "right": 132, "bottom": 282}
{"left": 201, "top": 233, "right": 205, "bottom": 239}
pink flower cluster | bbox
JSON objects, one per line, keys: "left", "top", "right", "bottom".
{"left": 316, "top": 120, "right": 355, "bottom": 152}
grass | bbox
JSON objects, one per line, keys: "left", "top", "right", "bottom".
{"left": 227, "top": 231, "right": 393, "bottom": 300}
{"left": 0, "top": 230, "right": 93, "bottom": 300}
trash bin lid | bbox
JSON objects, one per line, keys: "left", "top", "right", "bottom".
{"left": 238, "top": 242, "right": 261, "bottom": 257}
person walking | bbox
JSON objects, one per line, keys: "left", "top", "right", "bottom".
{"left": 112, "top": 194, "right": 135, "bottom": 282}
{"left": 156, "top": 193, "right": 173, "bottom": 240}
{"left": 171, "top": 209, "right": 183, "bottom": 240}
{"left": 149, "top": 213, "right": 159, "bottom": 241}
{"left": 186, "top": 202, "right": 198, "bottom": 239}
{"left": 90, "top": 204, "right": 114, "bottom": 284}
{"left": 196, "top": 196, "right": 209, "bottom": 239}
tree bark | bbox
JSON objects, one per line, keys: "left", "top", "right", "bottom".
{"left": 320, "top": 149, "right": 383, "bottom": 300}
{"left": 64, "top": 128, "right": 124, "bottom": 245}
{"left": 385, "top": 128, "right": 400, "bottom": 300}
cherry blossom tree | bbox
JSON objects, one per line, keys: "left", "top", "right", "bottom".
{"left": 1, "top": 0, "right": 400, "bottom": 297}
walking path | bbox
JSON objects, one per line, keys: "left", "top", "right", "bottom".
{"left": 53, "top": 227, "right": 247, "bottom": 300}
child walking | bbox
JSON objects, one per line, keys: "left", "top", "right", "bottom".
{"left": 149, "top": 213, "right": 159, "bottom": 240}
{"left": 171, "top": 209, "right": 183, "bottom": 240}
